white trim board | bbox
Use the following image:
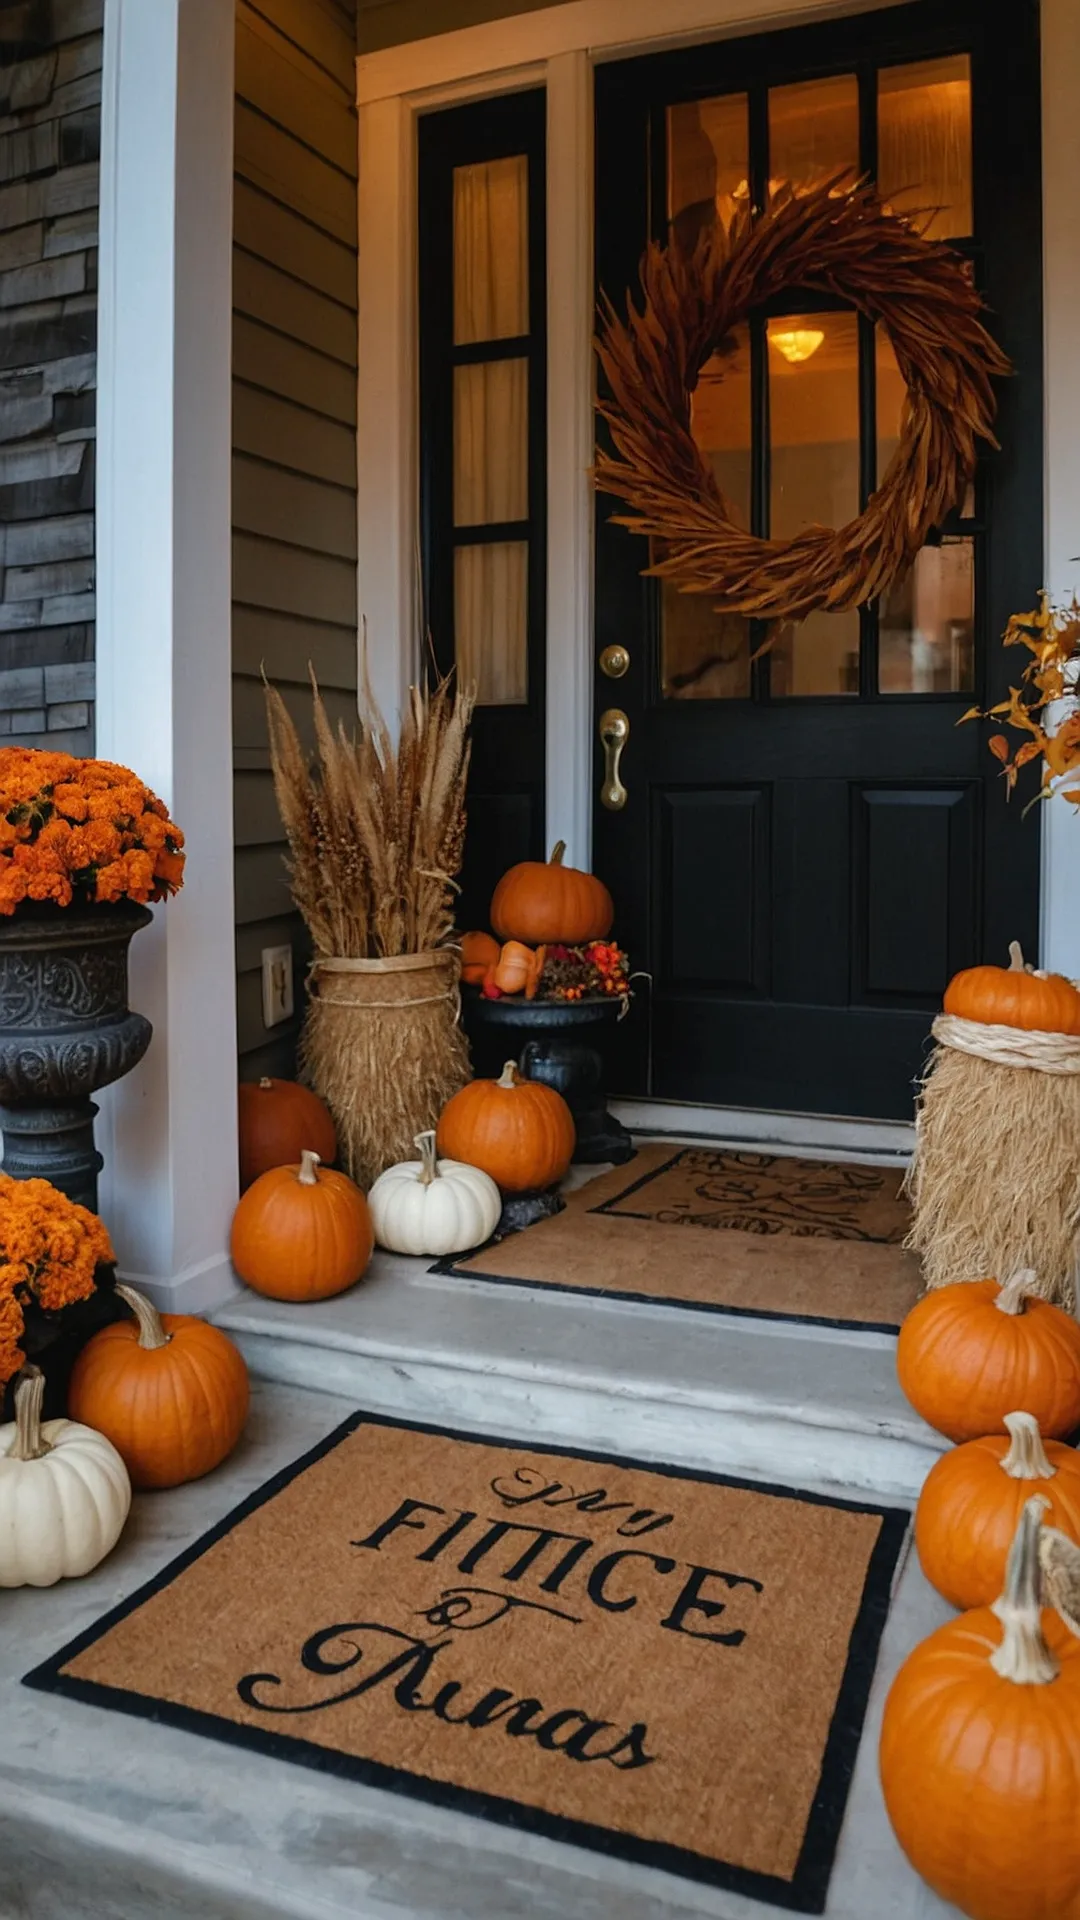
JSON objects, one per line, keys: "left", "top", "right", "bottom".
{"left": 356, "top": 0, "right": 902, "bottom": 103}
{"left": 610, "top": 1098, "right": 915, "bottom": 1164}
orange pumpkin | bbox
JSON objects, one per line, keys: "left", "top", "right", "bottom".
{"left": 915, "top": 1410, "right": 1080, "bottom": 1610}
{"left": 881, "top": 1498, "right": 1080, "bottom": 1920}
{"left": 491, "top": 940, "right": 547, "bottom": 998}
{"left": 437, "top": 1061, "right": 575, "bottom": 1192}
{"left": 897, "top": 1271, "right": 1080, "bottom": 1443}
{"left": 68, "top": 1284, "right": 249, "bottom": 1490}
{"left": 491, "top": 841, "right": 613, "bottom": 945}
{"left": 238, "top": 1076, "right": 337, "bottom": 1190}
{"left": 230, "top": 1150, "right": 373, "bottom": 1301}
{"left": 944, "top": 939, "right": 1080, "bottom": 1034}
{"left": 460, "top": 931, "right": 500, "bottom": 986}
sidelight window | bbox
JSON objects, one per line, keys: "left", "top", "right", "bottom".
{"left": 659, "top": 52, "right": 976, "bottom": 702}
{"left": 419, "top": 96, "right": 546, "bottom": 709}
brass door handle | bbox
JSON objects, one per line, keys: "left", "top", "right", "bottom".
{"left": 599, "top": 707, "right": 629, "bottom": 811}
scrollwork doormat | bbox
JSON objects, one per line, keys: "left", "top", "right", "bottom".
{"left": 441, "top": 1146, "right": 920, "bottom": 1332}
{"left": 25, "top": 1414, "right": 907, "bottom": 1914}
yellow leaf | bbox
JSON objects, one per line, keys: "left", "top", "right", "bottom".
{"left": 988, "top": 734, "right": 1011, "bottom": 762}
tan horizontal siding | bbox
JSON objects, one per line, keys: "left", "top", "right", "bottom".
{"left": 233, "top": 251, "right": 357, "bottom": 366}
{"left": 233, "top": 314, "right": 357, "bottom": 422}
{"left": 234, "top": 179, "right": 356, "bottom": 307}
{"left": 233, "top": 0, "right": 358, "bottom": 1077}
{"left": 232, "top": 604, "right": 358, "bottom": 686}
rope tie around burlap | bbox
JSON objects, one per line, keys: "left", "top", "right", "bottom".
{"left": 930, "top": 1013, "right": 1080, "bottom": 1074}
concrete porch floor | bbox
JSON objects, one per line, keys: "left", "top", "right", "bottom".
{"left": 4, "top": 1377, "right": 961, "bottom": 1920}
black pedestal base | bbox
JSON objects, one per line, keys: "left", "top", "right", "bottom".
{"left": 0, "top": 1098, "right": 103, "bottom": 1210}
{"left": 497, "top": 1185, "right": 566, "bottom": 1234}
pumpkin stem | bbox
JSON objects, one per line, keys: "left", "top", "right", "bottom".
{"left": 549, "top": 841, "right": 566, "bottom": 866}
{"left": 10, "top": 1366, "right": 50, "bottom": 1462}
{"left": 1008, "top": 940, "right": 1027, "bottom": 973}
{"left": 259, "top": 1076, "right": 274, "bottom": 1089}
{"left": 1002, "top": 1412, "right": 1056, "bottom": 1481}
{"left": 497, "top": 1060, "right": 518, "bottom": 1089}
{"left": 116, "top": 1282, "right": 171, "bottom": 1352}
{"left": 990, "top": 1496, "right": 1059, "bottom": 1686}
{"left": 298, "top": 1149, "right": 321, "bottom": 1187}
{"left": 414, "top": 1131, "right": 439, "bottom": 1186}
{"left": 995, "top": 1268, "right": 1038, "bottom": 1316}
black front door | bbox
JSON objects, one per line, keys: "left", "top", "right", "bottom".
{"left": 593, "top": 0, "right": 1043, "bottom": 1121}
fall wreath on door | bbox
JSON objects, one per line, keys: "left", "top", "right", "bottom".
{"left": 594, "top": 177, "right": 1009, "bottom": 621}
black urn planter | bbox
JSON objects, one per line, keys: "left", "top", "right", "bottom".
{"left": 0, "top": 902, "right": 153, "bottom": 1211}
{"left": 462, "top": 987, "right": 635, "bottom": 1166}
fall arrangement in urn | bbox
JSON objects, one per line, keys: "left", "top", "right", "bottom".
{"left": 0, "top": 1174, "right": 115, "bottom": 1387}
{"left": 0, "top": 748, "right": 185, "bottom": 916}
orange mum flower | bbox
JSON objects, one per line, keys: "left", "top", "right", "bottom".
{"left": 0, "top": 747, "right": 184, "bottom": 917}
{"left": 0, "top": 1174, "right": 115, "bottom": 1388}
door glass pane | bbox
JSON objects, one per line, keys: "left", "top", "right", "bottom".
{"left": 770, "top": 610, "right": 861, "bottom": 697}
{"left": 769, "top": 310, "right": 859, "bottom": 537}
{"left": 878, "top": 56, "right": 973, "bottom": 240}
{"left": 879, "top": 538, "right": 975, "bottom": 693}
{"left": 662, "top": 600, "right": 751, "bottom": 699}
{"left": 667, "top": 94, "right": 749, "bottom": 249}
{"left": 768, "top": 310, "right": 860, "bottom": 696}
{"left": 454, "top": 359, "right": 528, "bottom": 526}
{"left": 453, "top": 155, "right": 528, "bottom": 344}
{"left": 768, "top": 74, "right": 859, "bottom": 196}
{"left": 876, "top": 326, "right": 905, "bottom": 485}
{"left": 661, "top": 322, "right": 751, "bottom": 700}
{"left": 455, "top": 541, "right": 528, "bottom": 705}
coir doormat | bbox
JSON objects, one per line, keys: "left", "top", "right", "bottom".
{"left": 440, "top": 1146, "right": 921, "bottom": 1333}
{"left": 25, "top": 1414, "right": 907, "bottom": 1913}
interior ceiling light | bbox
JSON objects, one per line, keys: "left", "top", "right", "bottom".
{"left": 770, "top": 328, "right": 825, "bottom": 364}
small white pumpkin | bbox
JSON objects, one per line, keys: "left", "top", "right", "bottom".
{"left": 0, "top": 1366, "right": 132, "bottom": 1588}
{"left": 369, "top": 1130, "right": 501, "bottom": 1256}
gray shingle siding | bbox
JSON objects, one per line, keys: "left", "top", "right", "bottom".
{"left": 0, "top": 0, "right": 100, "bottom": 751}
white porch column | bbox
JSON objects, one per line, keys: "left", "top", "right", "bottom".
{"left": 1041, "top": 0, "right": 1080, "bottom": 979}
{"left": 95, "top": 0, "right": 238, "bottom": 1310}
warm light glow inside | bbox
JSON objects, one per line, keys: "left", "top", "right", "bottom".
{"left": 770, "top": 328, "right": 825, "bottom": 364}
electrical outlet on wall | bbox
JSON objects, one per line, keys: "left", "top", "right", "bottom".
{"left": 261, "top": 945, "right": 294, "bottom": 1029}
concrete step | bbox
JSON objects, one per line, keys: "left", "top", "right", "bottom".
{"left": 4, "top": 1379, "right": 960, "bottom": 1920}
{"left": 212, "top": 1250, "right": 944, "bottom": 1502}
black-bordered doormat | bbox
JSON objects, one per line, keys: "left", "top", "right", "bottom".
{"left": 439, "top": 1146, "right": 921, "bottom": 1333}
{"left": 25, "top": 1413, "right": 907, "bottom": 1914}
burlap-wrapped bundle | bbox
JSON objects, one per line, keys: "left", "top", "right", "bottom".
{"left": 303, "top": 950, "right": 470, "bottom": 1190}
{"left": 904, "top": 963, "right": 1080, "bottom": 1310}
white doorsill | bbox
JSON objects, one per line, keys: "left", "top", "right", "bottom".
{"left": 608, "top": 1097, "right": 915, "bottom": 1165}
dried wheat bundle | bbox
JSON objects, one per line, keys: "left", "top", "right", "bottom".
{"left": 264, "top": 665, "right": 474, "bottom": 1184}
{"left": 904, "top": 1049, "right": 1080, "bottom": 1311}
{"left": 595, "top": 177, "right": 1011, "bottom": 621}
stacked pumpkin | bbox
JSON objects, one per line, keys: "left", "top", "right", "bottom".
{"left": 461, "top": 840, "right": 615, "bottom": 1003}
{"left": 880, "top": 1270, "right": 1080, "bottom": 1919}
{"left": 232, "top": 1074, "right": 375, "bottom": 1300}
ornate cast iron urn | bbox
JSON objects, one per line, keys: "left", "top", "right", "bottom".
{"left": 0, "top": 903, "right": 153, "bottom": 1210}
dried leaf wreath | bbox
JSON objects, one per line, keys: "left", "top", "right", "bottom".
{"left": 594, "top": 178, "right": 1011, "bottom": 621}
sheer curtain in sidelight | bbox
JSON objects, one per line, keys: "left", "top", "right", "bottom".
{"left": 451, "top": 155, "right": 531, "bottom": 706}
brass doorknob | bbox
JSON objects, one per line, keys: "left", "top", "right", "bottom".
{"left": 599, "top": 708, "right": 629, "bottom": 811}
{"left": 599, "top": 643, "right": 630, "bottom": 679}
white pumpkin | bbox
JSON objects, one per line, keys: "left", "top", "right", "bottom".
{"left": 0, "top": 1366, "right": 132, "bottom": 1588}
{"left": 369, "top": 1130, "right": 501, "bottom": 1256}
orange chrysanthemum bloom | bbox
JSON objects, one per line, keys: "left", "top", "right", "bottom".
{"left": 0, "top": 1174, "right": 115, "bottom": 1388}
{"left": 0, "top": 747, "right": 185, "bottom": 917}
